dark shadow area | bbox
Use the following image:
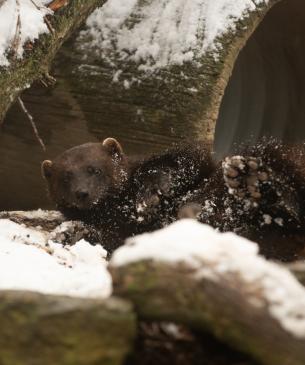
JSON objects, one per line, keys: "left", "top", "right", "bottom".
{"left": 0, "top": 78, "right": 94, "bottom": 210}
{"left": 125, "top": 321, "right": 257, "bottom": 365}
{"left": 214, "top": 0, "right": 305, "bottom": 156}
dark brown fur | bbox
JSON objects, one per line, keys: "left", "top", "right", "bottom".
{"left": 42, "top": 139, "right": 214, "bottom": 253}
{"left": 42, "top": 139, "right": 131, "bottom": 212}
{"left": 42, "top": 138, "right": 305, "bottom": 261}
{"left": 187, "top": 140, "right": 305, "bottom": 261}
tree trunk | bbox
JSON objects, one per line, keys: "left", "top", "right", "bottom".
{"left": 3, "top": 211, "right": 305, "bottom": 364}
{"left": 54, "top": 0, "right": 282, "bottom": 148}
{"left": 0, "top": 0, "right": 107, "bottom": 123}
{"left": 111, "top": 260, "right": 305, "bottom": 365}
{"left": 0, "top": 291, "right": 135, "bottom": 365}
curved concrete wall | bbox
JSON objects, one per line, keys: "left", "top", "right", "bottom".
{"left": 215, "top": 0, "right": 305, "bottom": 155}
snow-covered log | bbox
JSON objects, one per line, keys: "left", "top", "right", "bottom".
{"left": 0, "top": 213, "right": 136, "bottom": 364}
{"left": 0, "top": 291, "right": 135, "bottom": 365}
{"left": 287, "top": 262, "right": 305, "bottom": 287}
{"left": 57, "top": 0, "right": 282, "bottom": 147}
{"left": 0, "top": 0, "right": 107, "bottom": 122}
{"left": 0, "top": 210, "right": 65, "bottom": 230}
{"left": 110, "top": 220, "right": 305, "bottom": 365}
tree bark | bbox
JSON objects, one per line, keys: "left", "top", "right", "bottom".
{"left": 0, "top": 0, "right": 107, "bottom": 123}
{"left": 3, "top": 210, "right": 305, "bottom": 364}
{"left": 0, "top": 291, "right": 135, "bottom": 365}
{"left": 0, "top": 210, "right": 64, "bottom": 230}
{"left": 111, "top": 259, "right": 305, "bottom": 365}
{"left": 56, "top": 0, "right": 282, "bottom": 148}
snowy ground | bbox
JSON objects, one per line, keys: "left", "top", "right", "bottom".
{"left": 0, "top": 0, "right": 52, "bottom": 66}
{"left": 0, "top": 218, "right": 112, "bottom": 298}
{"left": 79, "top": 0, "right": 269, "bottom": 72}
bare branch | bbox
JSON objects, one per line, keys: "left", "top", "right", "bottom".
{"left": 17, "top": 97, "right": 46, "bottom": 152}
{"left": 10, "top": 0, "right": 22, "bottom": 58}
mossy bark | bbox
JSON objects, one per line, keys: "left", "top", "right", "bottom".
{"left": 111, "top": 260, "right": 305, "bottom": 365}
{"left": 57, "top": 0, "right": 283, "bottom": 148}
{"left": 0, "top": 291, "right": 136, "bottom": 365}
{"left": 0, "top": 0, "right": 107, "bottom": 123}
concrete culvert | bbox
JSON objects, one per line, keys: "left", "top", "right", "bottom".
{"left": 215, "top": 0, "right": 305, "bottom": 155}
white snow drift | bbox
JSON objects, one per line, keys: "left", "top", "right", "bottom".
{"left": 0, "top": 219, "right": 112, "bottom": 298}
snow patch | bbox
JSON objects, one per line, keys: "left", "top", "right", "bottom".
{"left": 112, "top": 219, "right": 305, "bottom": 338}
{"left": 0, "top": 0, "right": 52, "bottom": 66}
{"left": 79, "top": 0, "right": 268, "bottom": 72}
{"left": 0, "top": 219, "right": 112, "bottom": 298}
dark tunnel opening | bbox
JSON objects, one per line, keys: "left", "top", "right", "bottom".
{"left": 214, "top": 0, "right": 305, "bottom": 156}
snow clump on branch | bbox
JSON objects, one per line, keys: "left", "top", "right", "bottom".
{"left": 0, "top": 0, "right": 52, "bottom": 66}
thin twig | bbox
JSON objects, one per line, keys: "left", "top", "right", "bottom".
{"left": 29, "top": 0, "right": 40, "bottom": 10}
{"left": 44, "top": 15, "right": 55, "bottom": 34}
{"left": 30, "top": 0, "right": 55, "bottom": 34}
{"left": 17, "top": 97, "right": 46, "bottom": 152}
{"left": 11, "top": 0, "right": 22, "bottom": 58}
{"left": 39, "top": 78, "right": 49, "bottom": 88}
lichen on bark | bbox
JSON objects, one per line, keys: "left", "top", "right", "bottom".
{"left": 0, "top": 291, "right": 136, "bottom": 365}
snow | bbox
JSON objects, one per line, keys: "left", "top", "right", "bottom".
{"left": 0, "top": 219, "right": 112, "bottom": 298}
{"left": 0, "top": 0, "right": 52, "bottom": 66}
{"left": 79, "top": 0, "right": 268, "bottom": 73}
{"left": 112, "top": 219, "right": 305, "bottom": 339}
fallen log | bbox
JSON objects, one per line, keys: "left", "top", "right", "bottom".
{"left": 3, "top": 211, "right": 305, "bottom": 363}
{"left": 110, "top": 220, "right": 305, "bottom": 365}
{"left": 0, "top": 291, "right": 135, "bottom": 365}
{"left": 0, "top": 210, "right": 64, "bottom": 230}
{"left": 55, "top": 0, "right": 283, "bottom": 148}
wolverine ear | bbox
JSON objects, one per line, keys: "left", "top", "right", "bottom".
{"left": 41, "top": 160, "right": 53, "bottom": 179}
{"left": 102, "top": 137, "right": 124, "bottom": 158}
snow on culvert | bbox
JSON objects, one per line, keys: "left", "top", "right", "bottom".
{"left": 111, "top": 219, "right": 305, "bottom": 339}
{"left": 0, "top": 0, "right": 52, "bottom": 66}
{"left": 0, "top": 219, "right": 112, "bottom": 298}
{"left": 78, "top": 0, "right": 268, "bottom": 74}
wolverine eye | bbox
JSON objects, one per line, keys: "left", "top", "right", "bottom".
{"left": 62, "top": 171, "right": 72, "bottom": 184}
{"left": 87, "top": 166, "right": 102, "bottom": 176}
{"left": 87, "top": 166, "right": 94, "bottom": 174}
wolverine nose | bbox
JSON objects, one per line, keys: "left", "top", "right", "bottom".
{"left": 75, "top": 191, "right": 89, "bottom": 200}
